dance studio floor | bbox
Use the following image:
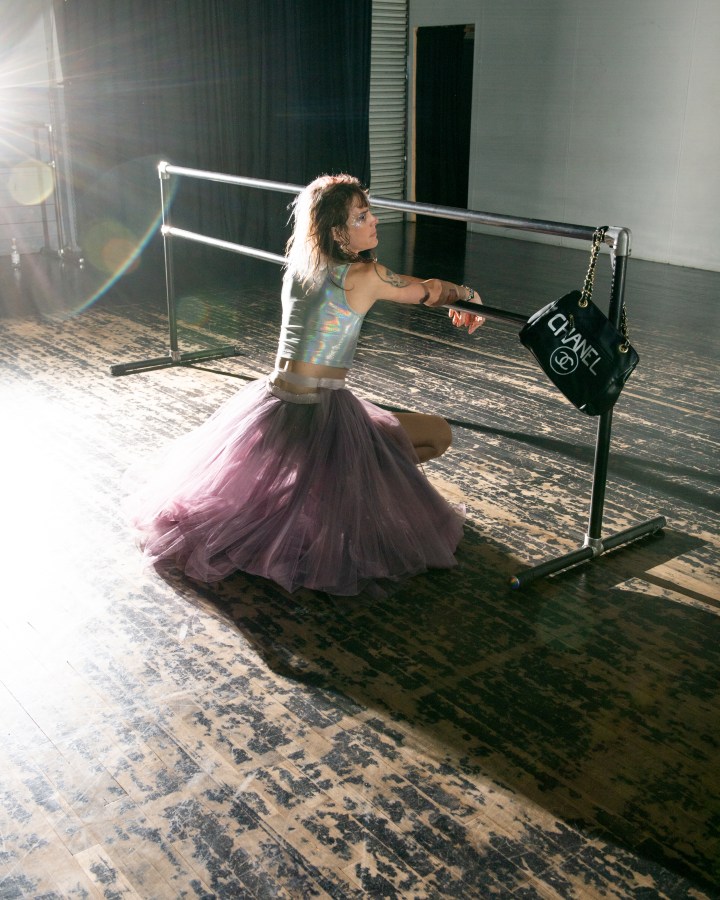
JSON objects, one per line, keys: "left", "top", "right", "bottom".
{"left": 1, "top": 221, "right": 718, "bottom": 898}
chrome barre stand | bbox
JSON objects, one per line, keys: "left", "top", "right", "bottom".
{"left": 111, "top": 161, "right": 665, "bottom": 586}
{"left": 109, "top": 164, "right": 296, "bottom": 377}
{"left": 449, "top": 290, "right": 666, "bottom": 588}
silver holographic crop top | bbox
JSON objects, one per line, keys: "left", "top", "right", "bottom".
{"left": 276, "top": 265, "right": 365, "bottom": 368}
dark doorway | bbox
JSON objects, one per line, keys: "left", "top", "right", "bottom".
{"left": 414, "top": 24, "right": 474, "bottom": 216}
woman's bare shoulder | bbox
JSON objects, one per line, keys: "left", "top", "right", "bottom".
{"left": 346, "top": 259, "right": 410, "bottom": 289}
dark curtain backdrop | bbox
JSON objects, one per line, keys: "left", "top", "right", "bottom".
{"left": 52, "top": 1, "right": 371, "bottom": 259}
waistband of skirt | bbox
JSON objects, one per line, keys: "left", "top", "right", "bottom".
{"left": 271, "top": 368, "right": 346, "bottom": 389}
{"left": 267, "top": 369, "right": 347, "bottom": 404}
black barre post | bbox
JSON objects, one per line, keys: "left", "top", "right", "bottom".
{"left": 163, "top": 169, "right": 178, "bottom": 356}
{"left": 447, "top": 293, "right": 665, "bottom": 588}
{"left": 507, "top": 230, "right": 666, "bottom": 588}
{"left": 585, "top": 250, "right": 630, "bottom": 543}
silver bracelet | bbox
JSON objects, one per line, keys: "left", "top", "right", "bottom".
{"left": 461, "top": 285, "right": 475, "bottom": 301}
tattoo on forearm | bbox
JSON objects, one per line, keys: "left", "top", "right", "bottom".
{"left": 374, "top": 264, "right": 408, "bottom": 287}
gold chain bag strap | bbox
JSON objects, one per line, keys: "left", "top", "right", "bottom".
{"left": 580, "top": 226, "right": 631, "bottom": 351}
{"left": 518, "top": 227, "right": 639, "bottom": 416}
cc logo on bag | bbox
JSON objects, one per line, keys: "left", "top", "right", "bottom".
{"left": 550, "top": 347, "right": 579, "bottom": 375}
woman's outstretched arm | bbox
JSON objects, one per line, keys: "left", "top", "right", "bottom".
{"left": 345, "top": 261, "right": 480, "bottom": 312}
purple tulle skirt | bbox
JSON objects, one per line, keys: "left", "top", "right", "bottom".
{"left": 124, "top": 378, "right": 464, "bottom": 595}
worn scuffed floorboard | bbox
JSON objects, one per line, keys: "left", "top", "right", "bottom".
{"left": 0, "top": 223, "right": 718, "bottom": 899}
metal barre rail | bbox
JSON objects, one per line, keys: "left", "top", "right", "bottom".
{"left": 161, "top": 225, "right": 286, "bottom": 266}
{"left": 161, "top": 225, "right": 529, "bottom": 327}
{"left": 160, "top": 162, "right": 601, "bottom": 244}
{"left": 111, "top": 161, "right": 664, "bottom": 588}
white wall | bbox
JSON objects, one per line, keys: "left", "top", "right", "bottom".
{"left": 409, "top": 0, "right": 720, "bottom": 271}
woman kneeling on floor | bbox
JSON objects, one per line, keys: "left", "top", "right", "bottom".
{"left": 125, "top": 173, "right": 484, "bottom": 595}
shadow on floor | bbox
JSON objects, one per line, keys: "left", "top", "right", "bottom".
{"left": 155, "top": 525, "right": 718, "bottom": 894}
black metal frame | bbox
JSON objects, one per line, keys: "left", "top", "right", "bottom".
{"left": 110, "top": 161, "right": 665, "bottom": 587}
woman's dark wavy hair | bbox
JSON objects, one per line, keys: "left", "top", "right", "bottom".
{"left": 285, "top": 174, "right": 374, "bottom": 287}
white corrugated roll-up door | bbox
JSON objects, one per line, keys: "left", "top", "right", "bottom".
{"left": 369, "top": 0, "right": 408, "bottom": 222}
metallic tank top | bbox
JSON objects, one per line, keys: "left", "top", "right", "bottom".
{"left": 277, "top": 265, "right": 365, "bottom": 368}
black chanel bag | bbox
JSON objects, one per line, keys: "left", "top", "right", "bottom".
{"left": 519, "top": 227, "right": 639, "bottom": 416}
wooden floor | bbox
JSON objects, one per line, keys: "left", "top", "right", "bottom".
{"left": 1, "top": 221, "right": 718, "bottom": 899}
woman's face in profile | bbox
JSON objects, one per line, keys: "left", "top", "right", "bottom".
{"left": 344, "top": 197, "right": 379, "bottom": 254}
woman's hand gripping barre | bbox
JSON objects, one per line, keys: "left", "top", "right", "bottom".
{"left": 445, "top": 284, "right": 485, "bottom": 334}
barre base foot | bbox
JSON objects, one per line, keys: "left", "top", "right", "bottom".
{"left": 109, "top": 345, "right": 242, "bottom": 377}
{"left": 509, "top": 515, "right": 667, "bottom": 589}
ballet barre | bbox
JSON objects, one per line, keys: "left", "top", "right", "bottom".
{"left": 110, "top": 161, "right": 665, "bottom": 588}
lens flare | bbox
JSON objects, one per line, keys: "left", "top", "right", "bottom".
{"left": 84, "top": 220, "right": 142, "bottom": 276}
{"left": 9, "top": 159, "right": 55, "bottom": 205}
{"left": 71, "top": 156, "right": 178, "bottom": 314}
{"left": 177, "top": 294, "right": 212, "bottom": 327}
